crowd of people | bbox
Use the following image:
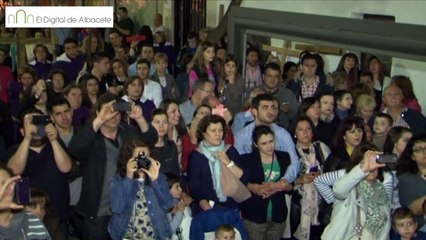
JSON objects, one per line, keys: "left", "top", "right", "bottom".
{"left": 0, "top": 5, "right": 425, "bottom": 240}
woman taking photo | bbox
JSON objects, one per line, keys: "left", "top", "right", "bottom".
{"left": 290, "top": 117, "right": 330, "bottom": 240}
{"left": 187, "top": 114, "right": 246, "bottom": 214}
{"left": 109, "top": 137, "right": 174, "bottom": 240}
{"left": 321, "top": 142, "right": 393, "bottom": 240}
{"left": 396, "top": 134, "right": 426, "bottom": 230}
{"left": 240, "top": 125, "right": 291, "bottom": 239}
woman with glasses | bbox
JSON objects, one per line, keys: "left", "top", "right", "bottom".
{"left": 396, "top": 134, "right": 426, "bottom": 231}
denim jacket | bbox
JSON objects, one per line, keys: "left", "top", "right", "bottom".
{"left": 108, "top": 173, "right": 175, "bottom": 240}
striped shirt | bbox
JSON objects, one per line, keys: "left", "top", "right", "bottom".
{"left": 0, "top": 211, "right": 51, "bottom": 240}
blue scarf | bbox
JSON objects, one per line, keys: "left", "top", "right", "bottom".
{"left": 199, "top": 140, "right": 227, "bottom": 202}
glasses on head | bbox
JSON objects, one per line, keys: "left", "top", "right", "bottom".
{"left": 413, "top": 147, "right": 426, "bottom": 154}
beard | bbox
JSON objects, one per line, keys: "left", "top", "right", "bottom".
{"left": 30, "top": 137, "right": 47, "bottom": 147}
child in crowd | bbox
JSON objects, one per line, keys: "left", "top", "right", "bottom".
{"left": 151, "top": 52, "right": 178, "bottom": 100}
{"left": 24, "top": 189, "right": 67, "bottom": 240}
{"left": 372, "top": 113, "right": 393, "bottom": 150}
{"left": 334, "top": 90, "right": 353, "bottom": 120}
{"left": 215, "top": 224, "right": 236, "bottom": 240}
{"left": 166, "top": 173, "right": 192, "bottom": 240}
{"left": 390, "top": 207, "right": 426, "bottom": 240}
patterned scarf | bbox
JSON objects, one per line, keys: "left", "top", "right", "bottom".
{"left": 357, "top": 179, "right": 388, "bottom": 235}
{"left": 294, "top": 144, "right": 321, "bottom": 240}
{"left": 199, "top": 140, "right": 227, "bottom": 202}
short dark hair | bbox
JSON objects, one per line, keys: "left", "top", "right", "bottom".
{"left": 92, "top": 52, "right": 110, "bottom": 64}
{"left": 193, "top": 77, "right": 213, "bottom": 93}
{"left": 118, "top": 7, "right": 128, "bottom": 13}
{"left": 150, "top": 108, "right": 167, "bottom": 122}
{"left": 186, "top": 31, "right": 197, "bottom": 39}
{"left": 32, "top": 43, "right": 49, "bottom": 56}
{"left": 264, "top": 62, "right": 281, "bottom": 73}
{"left": 290, "top": 116, "right": 315, "bottom": 143}
{"left": 300, "top": 52, "right": 316, "bottom": 65}
{"left": 165, "top": 173, "right": 180, "bottom": 189}
{"left": 251, "top": 93, "right": 275, "bottom": 110}
{"left": 246, "top": 47, "right": 259, "bottom": 56}
{"left": 252, "top": 125, "right": 275, "bottom": 145}
{"left": 48, "top": 69, "right": 67, "bottom": 83}
{"left": 47, "top": 98, "right": 71, "bottom": 114}
{"left": 193, "top": 104, "right": 212, "bottom": 118}
{"left": 298, "top": 97, "right": 319, "bottom": 117}
{"left": 383, "top": 127, "right": 411, "bottom": 154}
{"left": 360, "top": 71, "right": 374, "bottom": 80}
{"left": 62, "top": 83, "right": 82, "bottom": 97}
{"left": 392, "top": 207, "right": 416, "bottom": 226}
{"left": 63, "top": 38, "right": 77, "bottom": 47}
{"left": 196, "top": 114, "right": 227, "bottom": 143}
{"left": 374, "top": 113, "right": 393, "bottom": 127}
{"left": 136, "top": 58, "right": 151, "bottom": 70}
{"left": 334, "top": 90, "right": 351, "bottom": 102}
{"left": 90, "top": 92, "right": 119, "bottom": 121}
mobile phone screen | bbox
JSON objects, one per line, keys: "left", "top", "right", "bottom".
{"left": 15, "top": 177, "right": 31, "bottom": 205}
{"left": 309, "top": 166, "right": 319, "bottom": 173}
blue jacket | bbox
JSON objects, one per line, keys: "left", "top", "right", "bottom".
{"left": 189, "top": 208, "right": 249, "bottom": 240}
{"left": 108, "top": 173, "right": 175, "bottom": 240}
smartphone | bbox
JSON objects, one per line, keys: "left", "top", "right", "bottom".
{"left": 15, "top": 177, "right": 31, "bottom": 205}
{"left": 376, "top": 154, "right": 398, "bottom": 164}
{"left": 31, "top": 115, "right": 51, "bottom": 126}
{"left": 309, "top": 166, "right": 319, "bottom": 173}
{"left": 114, "top": 102, "right": 132, "bottom": 112}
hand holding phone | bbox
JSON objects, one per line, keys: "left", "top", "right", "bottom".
{"left": 15, "top": 177, "right": 31, "bottom": 205}
{"left": 114, "top": 102, "right": 132, "bottom": 112}
{"left": 309, "top": 166, "right": 319, "bottom": 173}
{"left": 376, "top": 154, "right": 398, "bottom": 164}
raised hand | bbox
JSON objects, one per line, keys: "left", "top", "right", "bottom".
{"left": 0, "top": 176, "right": 24, "bottom": 211}
{"left": 126, "top": 158, "right": 138, "bottom": 178}
{"left": 45, "top": 123, "right": 58, "bottom": 142}
{"left": 128, "top": 104, "right": 143, "bottom": 121}
{"left": 360, "top": 150, "right": 386, "bottom": 173}
{"left": 23, "top": 115, "right": 37, "bottom": 140}
{"left": 141, "top": 157, "right": 161, "bottom": 182}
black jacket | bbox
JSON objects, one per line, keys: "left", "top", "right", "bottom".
{"left": 68, "top": 122, "right": 157, "bottom": 218}
{"left": 239, "top": 149, "right": 291, "bottom": 224}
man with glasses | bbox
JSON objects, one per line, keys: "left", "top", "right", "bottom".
{"left": 180, "top": 78, "right": 214, "bottom": 124}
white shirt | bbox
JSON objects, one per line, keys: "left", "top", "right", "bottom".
{"left": 143, "top": 79, "right": 163, "bottom": 107}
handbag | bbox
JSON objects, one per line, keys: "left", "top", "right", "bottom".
{"left": 220, "top": 162, "right": 251, "bottom": 203}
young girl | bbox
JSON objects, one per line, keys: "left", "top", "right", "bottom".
{"left": 111, "top": 58, "right": 128, "bottom": 94}
{"left": 188, "top": 41, "right": 216, "bottom": 97}
{"left": 108, "top": 137, "right": 175, "bottom": 240}
{"left": 166, "top": 173, "right": 192, "bottom": 240}
{"left": 218, "top": 55, "right": 245, "bottom": 116}
{"left": 334, "top": 90, "right": 353, "bottom": 120}
{"left": 335, "top": 53, "right": 359, "bottom": 88}
{"left": 150, "top": 109, "right": 180, "bottom": 177}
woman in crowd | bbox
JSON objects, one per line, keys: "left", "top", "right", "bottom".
{"left": 282, "top": 61, "right": 298, "bottom": 87}
{"left": 383, "top": 127, "right": 412, "bottom": 211}
{"left": 240, "top": 125, "right": 291, "bottom": 239}
{"left": 335, "top": 53, "right": 359, "bottom": 88}
{"left": 159, "top": 99, "right": 186, "bottom": 166}
{"left": 120, "top": 76, "right": 156, "bottom": 121}
{"left": 46, "top": 69, "right": 66, "bottom": 101}
{"left": 111, "top": 58, "right": 128, "bottom": 94}
{"left": 391, "top": 75, "right": 422, "bottom": 112}
{"left": 318, "top": 92, "right": 340, "bottom": 128}
{"left": 324, "top": 116, "right": 366, "bottom": 172}
{"left": 368, "top": 55, "right": 391, "bottom": 108}
{"left": 29, "top": 43, "right": 52, "bottom": 80}
{"left": 79, "top": 74, "right": 100, "bottom": 109}
{"left": 63, "top": 84, "right": 90, "bottom": 127}
{"left": 217, "top": 55, "right": 245, "bottom": 116}
{"left": 355, "top": 94, "right": 376, "bottom": 124}
{"left": 187, "top": 114, "right": 245, "bottom": 214}
{"left": 19, "top": 79, "right": 48, "bottom": 116}
{"left": 334, "top": 90, "right": 353, "bottom": 120}
{"left": 396, "top": 134, "right": 426, "bottom": 231}
{"left": 109, "top": 137, "right": 175, "bottom": 240}
{"left": 321, "top": 142, "right": 393, "bottom": 240}
{"left": 290, "top": 117, "right": 330, "bottom": 240}
{"left": 189, "top": 41, "right": 216, "bottom": 96}
{"left": 81, "top": 34, "right": 104, "bottom": 60}
{"left": 298, "top": 97, "right": 335, "bottom": 146}
{"left": 150, "top": 109, "right": 180, "bottom": 176}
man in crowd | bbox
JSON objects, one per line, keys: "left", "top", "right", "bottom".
{"left": 180, "top": 78, "right": 214, "bottom": 124}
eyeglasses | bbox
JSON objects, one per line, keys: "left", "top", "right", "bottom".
{"left": 413, "top": 147, "right": 426, "bottom": 154}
